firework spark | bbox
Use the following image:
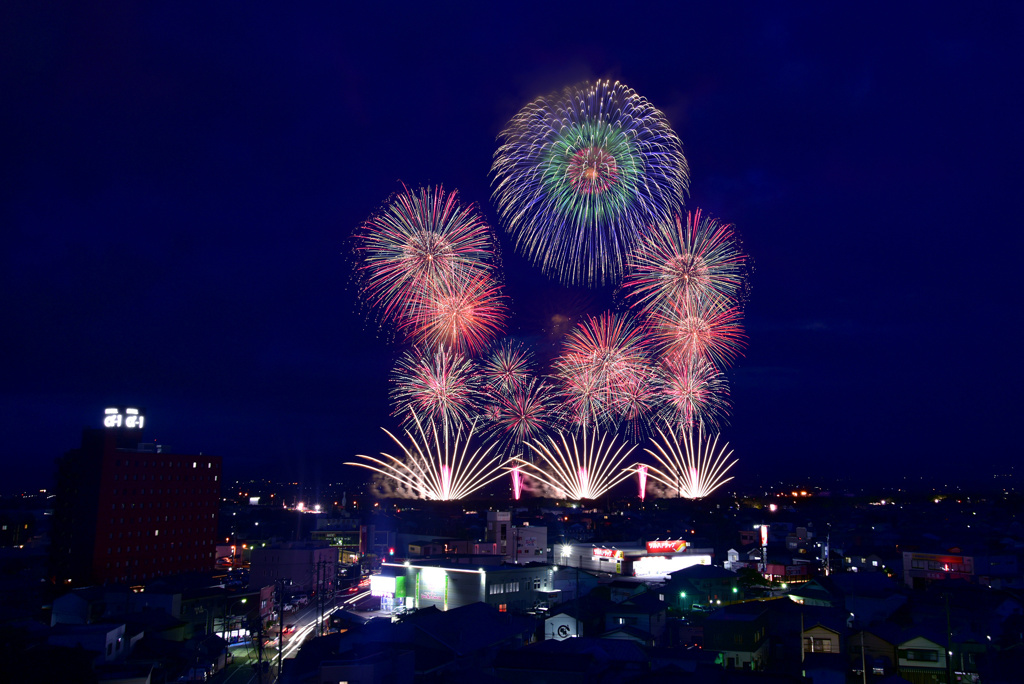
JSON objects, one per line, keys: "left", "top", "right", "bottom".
{"left": 552, "top": 311, "right": 656, "bottom": 428}
{"left": 355, "top": 184, "right": 497, "bottom": 326}
{"left": 492, "top": 80, "right": 689, "bottom": 285}
{"left": 345, "top": 415, "right": 505, "bottom": 500}
{"left": 623, "top": 209, "right": 749, "bottom": 314}
{"left": 517, "top": 428, "right": 637, "bottom": 500}
{"left": 389, "top": 346, "right": 479, "bottom": 430}
{"left": 643, "top": 425, "right": 737, "bottom": 499}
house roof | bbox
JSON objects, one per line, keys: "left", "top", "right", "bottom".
{"left": 669, "top": 565, "right": 737, "bottom": 581}
{"left": 601, "top": 624, "right": 654, "bottom": 643}
{"left": 403, "top": 602, "right": 537, "bottom": 656}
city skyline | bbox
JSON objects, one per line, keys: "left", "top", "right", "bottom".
{"left": 2, "top": 5, "right": 1021, "bottom": 494}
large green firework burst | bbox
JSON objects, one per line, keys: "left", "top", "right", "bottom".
{"left": 492, "top": 80, "right": 689, "bottom": 286}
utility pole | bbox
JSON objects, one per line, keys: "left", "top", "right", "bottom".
{"left": 276, "top": 579, "right": 285, "bottom": 679}
{"left": 860, "top": 631, "right": 867, "bottom": 684}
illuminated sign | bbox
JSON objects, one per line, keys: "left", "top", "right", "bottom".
{"left": 419, "top": 567, "right": 448, "bottom": 607}
{"left": 593, "top": 547, "right": 622, "bottom": 559}
{"left": 646, "top": 540, "right": 687, "bottom": 554}
{"left": 370, "top": 574, "right": 396, "bottom": 597}
{"left": 634, "top": 554, "right": 711, "bottom": 578}
{"left": 103, "top": 407, "right": 145, "bottom": 429}
{"left": 759, "top": 525, "right": 769, "bottom": 547}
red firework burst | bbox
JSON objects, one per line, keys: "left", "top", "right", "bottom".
{"left": 479, "top": 340, "right": 535, "bottom": 393}
{"left": 489, "top": 377, "right": 555, "bottom": 444}
{"left": 389, "top": 346, "right": 480, "bottom": 430}
{"left": 623, "top": 209, "right": 749, "bottom": 316}
{"left": 654, "top": 355, "right": 730, "bottom": 430}
{"left": 553, "top": 312, "right": 656, "bottom": 428}
{"left": 400, "top": 273, "right": 508, "bottom": 356}
{"left": 649, "top": 298, "right": 746, "bottom": 370}
{"left": 355, "top": 185, "right": 497, "bottom": 326}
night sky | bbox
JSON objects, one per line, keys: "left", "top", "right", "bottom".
{"left": 3, "top": 4, "right": 1022, "bottom": 494}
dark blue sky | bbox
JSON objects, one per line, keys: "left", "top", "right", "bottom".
{"left": 2, "top": 3, "right": 1022, "bottom": 494}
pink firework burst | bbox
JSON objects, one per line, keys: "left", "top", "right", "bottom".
{"left": 623, "top": 209, "right": 749, "bottom": 316}
{"left": 654, "top": 355, "right": 730, "bottom": 430}
{"left": 649, "top": 298, "right": 746, "bottom": 370}
{"left": 355, "top": 184, "right": 497, "bottom": 326}
{"left": 479, "top": 340, "right": 535, "bottom": 393}
{"left": 389, "top": 346, "right": 480, "bottom": 430}
{"left": 553, "top": 312, "right": 656, "bottom": 428}
{"left": 401, "top": 273, "right": 508, "bottom": 356}
{"left": 489, "top": 377, "right": 555, "bottom": 445}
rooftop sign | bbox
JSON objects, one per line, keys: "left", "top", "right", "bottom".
{"left": 103, "top": 407, "right": 145, "bottom": 429}
{"left": 645, "top": 540, "right": 687, "bottom": 554}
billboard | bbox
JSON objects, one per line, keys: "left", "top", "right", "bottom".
{"left": 646, "top": 540, "right": 687, "bottom": 554}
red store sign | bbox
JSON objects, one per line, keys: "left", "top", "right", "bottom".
{"left": 646, "top": 540, "right": 687, "bottom": 554}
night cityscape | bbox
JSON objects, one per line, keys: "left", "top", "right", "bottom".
{"left": 2, "top": 4, "right": 1022, "bottom": 684}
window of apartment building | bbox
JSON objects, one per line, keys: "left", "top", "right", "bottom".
{"left": 900, "top": 648, "right": 938, "bottom": 662}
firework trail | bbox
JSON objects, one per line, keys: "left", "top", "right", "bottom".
{"left": 622, "top": 209, "right": 749, "bottom": 315}
{"left": 389, "top": 346, "right": 480, "bottom": 431}
{"left": 653, "top": 355, "right": 730, "bottom": 430}
{"left": 510, "top": 466, "right": 524, "bottom": 500}
{"left": 492, "top": 80, "right": 689, "bottom": 286}
{"left": 649, "top": 297, "right": 746, "bottom": 371}
{"left": 643, "top": 425, "right": 737, "bottom": 499}
{"left": 400, "top": 273, "right": 508, "bottom": 355}
{"left": 345, "top": 414, "right": 505, "bottom": 500}
{"left": 636, "top": 463, "right": 649, "bottom": 502}
{"left": 354, "top": 184, "right": 498, "bottom": 328}
{"left": 552, "top": 311, "right": 657, "bottom": 429}
{"left": 516, "top": 428, "right": 637, "bottom": 500}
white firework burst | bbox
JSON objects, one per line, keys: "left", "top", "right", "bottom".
{"left": 345, "top": 414, "right": 505, "bottom": 500}
{"left": 643, "top": 425, "right": 737, "bottom": 499}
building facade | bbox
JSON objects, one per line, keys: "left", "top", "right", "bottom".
{"left": 51, "top": 414, "right": 221, "bottom": 586}
{"left": 372, "top": 561, "right": 556, "bottom": 614}
{"left": 248, "top": 542, "right": 338, "bottom": 595}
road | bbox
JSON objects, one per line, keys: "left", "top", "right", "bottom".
{"left": 208, "top": 590, "right": 380, "bottom": 684}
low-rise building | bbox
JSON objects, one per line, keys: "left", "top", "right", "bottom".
{"left": 373, "top": 561, "right": 556, "bottom": 614}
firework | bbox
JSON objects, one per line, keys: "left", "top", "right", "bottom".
{"left": 400, "top": 273, "right": 508, "bottom": 355}
{"left": 345, "top": 415, "right": 505, "bottom": 500}
{"left": 492, "top": 80, "right": 689, "bottom": 285}
{"left": 479, "top": 340, "right": 535, "bottom": 393}
{"left": 643, "top": 425, "right": 737, "bottom": 499}
{"left": 389, "top": 346, "right": 480, "bottom": 430}
{"left": 653, "top": 355, "right": 730, "bottom": 430}
{"left": 649, "top": 298, "right": 746, "bottom": 370}
{"left": 636, "top": 463, "right": 648, "bottom": 502}
{"left": 487, "top": 377, "right": 556, "bottom": 446}
{"left": 517, "top": 428, "right": 637, "bottom": 500}
{"left": 552, "top": 311, "right": 656, "bottom": 428}
{"left": 623, "top": 209, "right": 749, "bottom": 315}
{"left": 510, "top": 465, "right": 524, "bottom": 500}
{"left": 354, "top": 184, "right": 497, "bottom": 326}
